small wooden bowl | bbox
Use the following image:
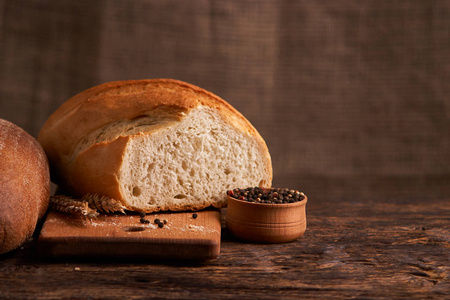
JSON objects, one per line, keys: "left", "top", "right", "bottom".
{"left": 226, "top": 194, "right": 307, "bottom": 243}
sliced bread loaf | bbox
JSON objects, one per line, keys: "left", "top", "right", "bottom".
{"left": 38, "top": 79, "right": 272, "bottom": 212}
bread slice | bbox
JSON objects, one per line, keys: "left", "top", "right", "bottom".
{"left": 38, "top": 79, "right": 272, "bottom": 212}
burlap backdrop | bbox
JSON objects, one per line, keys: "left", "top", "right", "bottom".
{"left": 1, "top": 0, "right": 449, "bottom": 200}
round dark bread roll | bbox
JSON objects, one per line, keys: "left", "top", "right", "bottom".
{"left": 0, "top": 119, "right": 50, "bottom": 254}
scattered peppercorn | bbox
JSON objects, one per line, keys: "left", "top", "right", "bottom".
{"left": 154, "top": 218, "right": 160, "bottom": 224}
{"left": 227, "top": 187, "right": 306, "bottom": 204}
{"left": 139, "top": 218, "right": 146, "bottom": 224}
{"left": 158, "top": 222, "right": 164, "bottom": 228}
{"left": 139, "top": 212, "right": 146, "bottom": 218}
{"left": 192, "top": 213, "right": 198, "bottom": 219}
{"left": 163, "top": 219, "right": 168, "bottom": 224}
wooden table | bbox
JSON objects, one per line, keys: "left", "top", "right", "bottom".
{"left": 0, "top": 197, "right": 449, "bottom": 299}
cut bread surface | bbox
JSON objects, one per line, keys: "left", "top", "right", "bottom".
{"left": 119, "top": 107, "right": 271, "bottom": 212}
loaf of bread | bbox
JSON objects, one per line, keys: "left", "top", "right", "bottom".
{"left": 0, "top": 119, "right": 50, "bottom": 254}
{"left": 38, "top": 79, "right": 272, "bottom": 213}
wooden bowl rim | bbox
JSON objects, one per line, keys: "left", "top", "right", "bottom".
{"left": 227, "top": 194, "right": 307, "bottom": 208}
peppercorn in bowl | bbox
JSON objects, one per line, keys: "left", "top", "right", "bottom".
{"left": 225, "top": 187, "right": 307, "bottom": 243}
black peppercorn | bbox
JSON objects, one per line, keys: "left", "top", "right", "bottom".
{"left": 158, "top": 222, "right": 164, "bottom": 228}
{"left": 139, "top": 212, "right": 146, "bottom": 218}
{"left": 227, "top": 187, "right": 305, "bottom": 204}
{"left": 154, "top": 218, "right": 160, "bottom": 224}
{"left": 140, "top": 218, "right": 146, "bottom": 224}
{"left": 192, "top": 213, "right": 198, "bottom": 219}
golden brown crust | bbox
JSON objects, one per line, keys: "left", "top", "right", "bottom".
{"left": 0, "top": 119, "right": 50, "bottom": 254}
{"left": 38, "top": 79, "right": 272, "bottom": 212}
{"left": 63, "top": 136, "right": 130, "bottom": 201}
{"left": 38, "top": 79, "right": 264, "bottom": 186}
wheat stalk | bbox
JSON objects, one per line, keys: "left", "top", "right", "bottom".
{"left": 50, "top": 195, "right": 99, "bottom": 220}
{"left": 81, "top": 193, "right": 126, "bottom": 214}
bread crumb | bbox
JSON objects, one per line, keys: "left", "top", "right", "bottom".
{"left": 74, "top": 267, "right": 81, "bottom": 271}
{"left": 188, "top": 224, "right": 204, "bottom": 231}
{"left": 187, "top": 224, "right": 220, "bottom": 234}
{"left": 146, "top": 223, "right": 157, "bottom": 229}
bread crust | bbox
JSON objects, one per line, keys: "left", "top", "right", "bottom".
{"left": 0, "top": 119, "right": 50, "bottom": 254}
{"left": 38, "top": 79, "right": 272, "bottom": 211}
{"left": 65, "top": 136, "right": 129, "bottom": 200}
{"left": 39, "top": 79, "right": 261, "bottom": 171}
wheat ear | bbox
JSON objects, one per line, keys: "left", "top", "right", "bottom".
{"left": 50, "top": 195, "right": 99, "bottom": 220}
{"left": 81, "top": 193, "right": 126, "bottom": 214}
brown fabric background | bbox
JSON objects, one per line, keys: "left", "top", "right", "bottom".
{"left": 1, "top": 0, "right": 449, "bottom": 201}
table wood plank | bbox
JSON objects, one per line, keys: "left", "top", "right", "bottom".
{"left": 38, "top": 210, "right": 221, "bottom": 260}
{"left": 0, "top": 198, "right": 448, "bottom": 299}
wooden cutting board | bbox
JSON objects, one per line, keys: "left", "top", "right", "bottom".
{"left": 37, "top": 209, "right": 221, "bottom": 260}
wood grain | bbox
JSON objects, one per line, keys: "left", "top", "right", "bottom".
{"left": 0, "top": 197, "right": 448, "bottom": 299}
{"left": 38, "top": 210, "right": 221, "bottom": 260}
{"left": 226, "top": 195, "right": 307, "bottom": 243}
